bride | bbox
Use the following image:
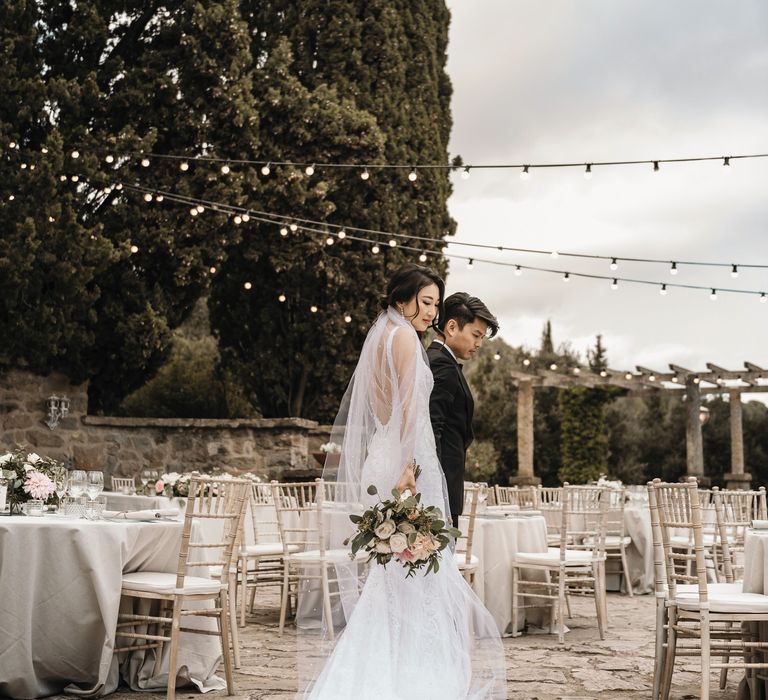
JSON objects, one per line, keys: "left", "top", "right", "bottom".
{"left": 300, "top": 264, "right": 506, "bottom": 699}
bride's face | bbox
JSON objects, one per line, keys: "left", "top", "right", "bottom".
{"left": 400, "top": 284, "right": 440, "bottom": 332}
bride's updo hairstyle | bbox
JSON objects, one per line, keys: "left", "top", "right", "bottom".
{"left": 380, "top": 263, "right": 445, "bottom": 330}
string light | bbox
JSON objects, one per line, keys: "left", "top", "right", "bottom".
{"left": 130, "top": 245, "right": 139, "bottom": 253}
{"left": 71, "top": 151, "right": 79, "bottom": 159}
{"left": 625, "top": 372, "right": 633, "bottom": 380}
{"left": 156, "top": 195, "right": 164, "bottom": 202}
{"left": 762, "top": 293, "right": 767, "bottom": 304}
{"left": 467, "top": 258, "right": 474, "bottom": 270}
{"left": 20, "top": 163, "right": 27, "bottom": 169}
{"left": 143, "top": 193, "right": 153, "bottom": 202}
{"left": 196, "top": 204, "right": 204, "bottom": 214}
{"left": 408, "top": 169, "right": 417, "bottom": 182}
{"left": 419, "top": 252, "right": 428, "bottom": 262}
{"left": 115, "top": 183, "right": 122, "bottom": 190}
{"left": 305, "top": 164, "right": 315, "bottom": 176}
{"left": 563, "top": 272, "right": 570, "bottom": 282}
{"left": 337, "top": 230, "right": 346, "bottom": 240}
{"left": 670, "top": 262, "right": 678, "bottom": 275}
{"left": 289, "top": 223, "right": 298, "bottom": 232}
{"left": 573, "top": 367, "right": 581, "bottom": 375}
{"left": 209, "top": 266, "right": 217, "bottom": 274}
{"left": 611, "top": 278, "right": 618, "bottom": 290}
{"left": 671, "top": 376, "right": 679, "bottom": 383}
{"left": 280, "top": 227, "right": 288, "bottom": 236}
{"left": 710, "top": 288, "right": 718, "bottom": 301}
{"left": 233, "top": 215, "right": 242, "bottom": 224}
{"left": 361, "top": 168, "right": 370, "bottom": 180}
{"left": 326, "top": 236, "right": 334, "bottom": 246}
{"left": 660, "top": 283, "right": 668, "bottom": 296}
{"left": 653, "top": 161, "right": 659, "bottom": 172}
{"left": 550, "top": 250, "right": 559, "bottom": 259}
{"left": 372, "top": 244, "right": 380, "bottom": 254}
{"left": 278, "top": 294, "right": 286, "bottom": 303}
{"left": 70, "top": 175, "right": 79, "bottom": 182}
{"left": 241, "top": 214, "right": 249, "bottom": 222}
{"left": 493, "top": 352, "right": 501, "bottom": 361}
{"left": 141, "top": 157, "right": 150, "bottom": 167}
{"left": 220, "top": 164, "right": 230, "bottom": 175}
{"left": 584, "top": 163, "right": 592, "bottom": 180}
{"left": 599, "top": 370, "right": 608, "bottom": 378}
{"left": 8, "top": 194, "right": 14, "bottom": 201}
{"left": 310, "top": 305, "right": 318, "bottom": 313}
{"left": 549, "top": 363, "right": 558, "bottom": 371}
{"left": 723, "top": 157, "right": 731, "bottom": 168}
{"left": 523, "top": 358, "right": 531, "bottom": 366}
{"left": 731, "top": 264, "right": 739, "bottom": 279}
{"left": 180, "top": 161, "right": 189, "bottom": 171}
{"left": 610, "top": 258, "right": 618, "bottom": 271}
{"left": 344, "top": 314, "right": 352, "bottom": 323}
{"left": 388, "top": 239, "right": 397, "bottom": 247}
{"left": 244, "top": 282, "right": 252, "bottom": 290}
{"left": 514, "top": 265, "right": 522, "bottom": 276}
{"left": 649, "top": 374, "right": 656, "bottom": 382}
{"left": 693, "top": 377, "right": 701, "bottom": 384}
{"left": 189, "top": 208, "right": 198, "bottom": 216}
{"left": 461, "top": 166, "right": 471, "bottom": 180}
{"left": 520, "top": 165, "right": 530, "bottom": 180}
{"left": 105, "top": 154, "right": 114, "bottom": 164}
{"left": 59, "top": 175, "right": 67, "bottom": 182}
{"left": 261, "top": 162, "right": 271, "bottom": 176}
{"left": 40, "top": 146, "right": 47, "bottom": 154}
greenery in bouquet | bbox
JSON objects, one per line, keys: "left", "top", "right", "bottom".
{"left": 346, "top": 476, "right": 461, "bottom": 578}
{"left": 0, "top": 448, "right": 61, "bottom": 511}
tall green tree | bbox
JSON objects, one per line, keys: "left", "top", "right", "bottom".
{"left": 212, "top": 1, "right": 454, "bottom": 420}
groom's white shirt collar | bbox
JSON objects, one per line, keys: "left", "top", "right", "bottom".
{"left": 434, "top": 339, "right": 458, "bottom": 362}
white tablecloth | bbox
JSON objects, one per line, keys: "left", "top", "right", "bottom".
{"left": 103, "top": 491, "right": 177, "bottom": 512}
{"left": 0, "top": 515, "right": 223, "bottom": 698}
{"left": 460, "top": 513, "right": 550, "bottom": 635}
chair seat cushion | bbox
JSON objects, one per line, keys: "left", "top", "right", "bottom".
{"left": 514, "top": 548, "right": 603, "bottom": 566}
{"left": 670, "top": 534, "right": 715, "bottom": 547}
{"left": 122, "top": 571, "right": 223, "bottom": 595}
{"left": 243, "top": 543, "right": 298, "bottom": 557}
{"left": 676, "top": 582, "right": 742, "bottom": 595}
{"left": 455, "top": 553, "right": 480, "bottom": 569}
{"left": 288, "top": 548, "right": 367, "bottom": 563}
{"left": 673, "top": 589, "right": 768, "bottom": 613}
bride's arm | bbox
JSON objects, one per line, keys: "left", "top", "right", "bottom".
{"left": 390, "top": 328, "right": 419, "bottom": 494}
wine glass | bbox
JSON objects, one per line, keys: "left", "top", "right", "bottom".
{"left": 52, "top": 467, "right": 69, "bottom": 513}
{"left": 69, "top": 470, "right": 87, "bottom": 501}
{"left": 86, "top": 471, "right": 104, "bottom": 503}
{"left": 140, "top": 469, "right": 152, "bottom": 488}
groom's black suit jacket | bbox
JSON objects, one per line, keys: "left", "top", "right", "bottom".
{"left": 427, "top": 341, "right": 474, "bottom": 522}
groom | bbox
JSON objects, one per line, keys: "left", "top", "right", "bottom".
{"left": 428, "top": 292, "right": 499, "bottom": 528}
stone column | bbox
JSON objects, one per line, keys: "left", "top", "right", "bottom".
{"left": 684, "top": 377, "right": 709, "bottom": 486}
{"left": 725, "top": 390, "right": 752, "bottom": 490}
{"left": 511, "top": 380, "right": 540, "bottom": 486}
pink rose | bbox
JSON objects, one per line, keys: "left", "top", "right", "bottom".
{"left": 394, "top": 548, "right": 415, "bottom": 562}
{"left": 155, "top": 480, "right": 165, "bottom": 494}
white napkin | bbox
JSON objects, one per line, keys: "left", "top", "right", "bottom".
{"left": 751, "top": 520, "right": 768, "bottom": 529}
{"left": 104, "top": 508, "right": 180, "bottom": 520}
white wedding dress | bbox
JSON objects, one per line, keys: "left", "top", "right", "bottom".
{"left": 300, "top": 308, "right": 506, "bottom": 700}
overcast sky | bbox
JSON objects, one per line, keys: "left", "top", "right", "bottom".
{"left": 443, "top": 0, "right": 768, "bottom": 380}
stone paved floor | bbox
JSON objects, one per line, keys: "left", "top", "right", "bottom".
{"left": 91, "top": 590, "right": 747, "bottom": 700}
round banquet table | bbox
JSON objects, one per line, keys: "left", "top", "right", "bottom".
{"left": 0, "top": 514, "right": 223, "bottom": 698}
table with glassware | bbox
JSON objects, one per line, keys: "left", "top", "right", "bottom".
{"left": 0, "top": 510, "right": 224, "bottom": 698}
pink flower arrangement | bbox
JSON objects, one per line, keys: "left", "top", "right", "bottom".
{"left": 155, "top": 479, "right": 165, "bottom": 494}
{"left": 23, "top": 471, "right": 55, "bottom": 500}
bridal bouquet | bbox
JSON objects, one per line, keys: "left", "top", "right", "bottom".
{"left": 346, "top": 462, "right": 461, "bottom": 577}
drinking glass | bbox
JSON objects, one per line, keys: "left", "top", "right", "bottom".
{"left": 140, "top": 469, "right": 152, "bottom": 488}
{"left": 86, "top": 471, "right": 104, "bottom": 503}
{"left": 52, "top": 467, "right": 69, "bottom": 514}
{"left": 69, "top": 470, "right": 88, "bottom": 503}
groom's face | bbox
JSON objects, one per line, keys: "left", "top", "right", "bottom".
{"left": 443, "top": 318, "right": 489, "bottom": 361}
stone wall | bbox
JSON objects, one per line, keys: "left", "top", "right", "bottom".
{"left": 0, "top": 369, "right": 318, "bottom": 482}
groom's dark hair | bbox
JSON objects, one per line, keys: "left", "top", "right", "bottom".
{"left": 436, "top": 292, "right": 499, "bottom": 338}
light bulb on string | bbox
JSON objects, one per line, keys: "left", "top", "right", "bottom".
{"left": 141, "top": 157, "right": 150, "bottom": 167}
{"left": 584, "top": 163, "right": 592, "bottom": 180}
{"left": 156, "top": 195, "right": 164, "bottom": 202}
{"left": 278, "top": 294, "right": 286, "bottom": 303}
{"left": 71, "top": 150, "right": 80, "bottom": 159}
{"left": 289, "top": 223, "right": 298, "bottom": 232}
{"left": 493, "top": 352, "right": 501, "bottom": 361}
{"left": 649, "top": 374, "right": 656, "bottom": 382}
{"left": 408, "top": 168, "right": 417, "bottom": 182}
{"left": 371, "top": 244, "right": 380, "bottom": 255}
{"left": 280, "top": 227, "right": 288, "bottom": 237}
{"left": 40, "top": 146, "right": 47, "bottom": 154}
{"left": 610, "top": 258, "right": 618, "bottom": 271}
{"left": 762, "top": 293, "right": 767, "bottom": 304}
{"left": 115, "top": 183, "right": 122, "bottom": 190}
{"left": 388, "top": 239, "right": 397, "bottom": 247}
{"left": 660, "top": 284, "right": 668, "bottom": 296}
{"left": 361, "top": 168, "right": 370, "bottom": 180}
{"left": 220, "top": 163, "right": 230, "bottom": 175}
{"left": 59, "top": 175, "right": 67, "bottom": 182}
{"left": 190, "top": 208, "right": 198, "bottom": 216}
{"left": 723, "top": 156, "right": 731, "bottom": 169}
{"left": 611, "top": 278, "right": 618, "bottom": 290}
{"left": 514, "top": 265, "right": 522, "bottom": 276}
{"left": 550, "top": 250, "right": 558, "bottom": 259}
{"left": 233, "top": 215, "right": 242, "bottom": 225}
{"left": 710, "top": 289, "right": 718, "bottom": 301}
{"left": 244, "top": 282, "right": 252, "bottom": 290}
{"left": 310, "top": 305, "right": 318, "bottom": 313}
{"left": 573, "top": 367, "right": 581, "bottom": 375}
{"left": 671, "top": 376, "right": 679, "bottom": 383}
{"left": 693, "top": 377, "right": 701, "bottom": 384}
{"left": 600, "top": 370, "right": 608, "bottom": 378}
{"left": 29, "top": 164, "right": 35, "bottom": 170}
{"left": 241, "top": 214, "right": 249, "bottom": 222}
{"left": 180, "top": 161, "right": 189, "bottom": 171}
{"left": 130, "top": 245, "right": 139, "bottom": 254}
{"left": 325, "top": 236, "right": 334, "bottom": 246}
{"left": 467, "top": 258, "right": 474, "bottom": 270}
{"left": 522, "top": 358, "right": 531, "bottom": 367}
{"left": 625, "top": 372, "right": 633, "bottom": 381}
{"left": 305, "top": 164, "right": 315, "bottom": 176}
{"left": 337, "top": 230, "right": 346, "bottom": 240}
{"left": 261, "top": 162, "right": 271, "bottom": 176}
{"left": 48, "top": 216, "right": 55, "bottom": 223}
{"left": 461, "top": 166, "right": 471, "bottom": 180}
{"left": 9, "top": 141, "right": 16, "bottom": 148}
{"left": 731, "top": 264, "right": 739, "bottom": 279}
{"left": 8, "top": 194, "right": 14, "bottom": 201}
{"left": 344, "top": 315, "right": 352, "bottom": 323}
{"left": 653, "top": 161, "right": 659, "bottom": 172}
{"left": 20, "top": 163, "right": 27, "bottom": 169}
{"left": 196, "top": 204, "right": 204, "bottom": 214}
{"left": 549, "top": 363, "right": 558, "bottom": 371}
{"left": 143, "top": 193, "right": 153, "bottom": 202}
{"left": 105, "top": 154, "right": 114, "bottom": 164}
{"left": 209, "top": 267, "right": 217, "bottom": 274}
{"left": 419, "top": 252, "right": 427, "bottom": 262}
{"left": 563, "top": 272, "right": 570, "bottom": 282}
{"left": 520, "top": 165, "right": 530, "bottom": 180}
{"left": 670, "top": 262, "right": 678, "bottom": 275}
{"left": 70, "top": 175, "right": 79, "bottom": 182}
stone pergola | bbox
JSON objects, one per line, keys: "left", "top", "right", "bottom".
{"left": 510, "top": 361, "right": 768, "bottom": 489}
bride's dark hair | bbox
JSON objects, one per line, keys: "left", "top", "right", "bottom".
{"left": 380, "top": 263, "right": 445, "bottom": 329}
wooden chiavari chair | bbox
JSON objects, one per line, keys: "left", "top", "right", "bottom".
{"left": 111, "top": 476, "right": 135, "bottom": 493}
{"left": 456, "top": 484, "right": 482, "bottom": 585}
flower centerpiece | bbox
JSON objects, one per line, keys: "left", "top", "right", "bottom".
{"left": 150, "top": 469, "right": 265, "bottom": 498}
{"left": 0, "top": 448, "right": 59, "bottom": 514}
{"left": 345, "top": 462, "right": 461, "bottom": 577}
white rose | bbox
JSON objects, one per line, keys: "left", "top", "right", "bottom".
{"left": 374, "top": 539, "right": 391, "bottom": 554}
{"left": 23, "top": 463, "right": 35, "bottom": 472}
{"left": 0, "top": 453, "right": 12, "bottom": 465}
{"left": 374, "top": 519, "right": 396, "bottom": 539}
{"left": 399, "top": 489, "right": 412, "bottom": 501}
{"left": 27, "top": 453, "right": 41, "bottom": 464}
{"left": 164, "top": 472, "right": 181, "bottom": 485}
{"left": 397, "top": 522, "right": 416, "bottom": 534}
{"left": 389, "top": 533, "right": 408, "bottom": 553}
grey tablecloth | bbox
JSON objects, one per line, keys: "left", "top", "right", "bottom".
{"left": 0, "top": 515, "right": 223, "bottom": 698}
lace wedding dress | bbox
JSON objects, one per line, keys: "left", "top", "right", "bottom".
{"left": 299, "top": 308, "right": 506, "bottom": 699}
